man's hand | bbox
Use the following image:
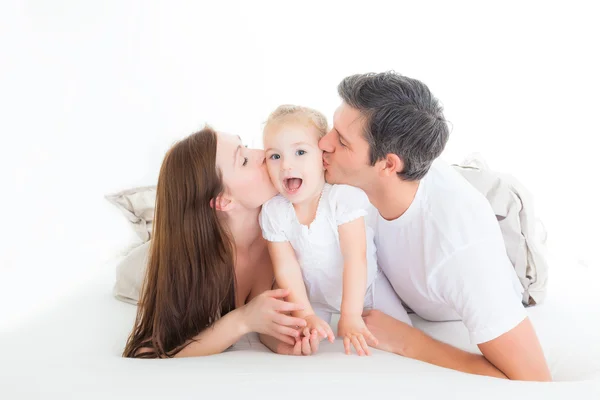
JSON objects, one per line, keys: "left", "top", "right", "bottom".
{"left": 362, "top": 309, "right": 413, "bottom": 355}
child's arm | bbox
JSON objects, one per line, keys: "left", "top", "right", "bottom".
{"left": 267, "top": 241, "right": 335, "bottom": 342}
{"left": 338, "top": 216, "right": 378, "bottom": 355}
{"left": 267, "top": 241, "right": 312, "bottom": 318}
{"left": 339, "top": 217, "right": 368, "bottom": 317}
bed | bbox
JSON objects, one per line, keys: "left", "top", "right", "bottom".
{"left": 1, "top": 250, "right": 599, "bottom": 399}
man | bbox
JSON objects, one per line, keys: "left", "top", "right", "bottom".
{"left": 318, "top": 71, "right": 551, "bottom": 381}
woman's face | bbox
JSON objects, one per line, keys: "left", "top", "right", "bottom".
{"left": 216, "top": 132, "right": 278, "bottom": 209}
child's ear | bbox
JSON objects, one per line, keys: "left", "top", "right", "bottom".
{"left": 210, "top": 195, "right": 235, "bottom": 212}
{"left": 378, "top": 153, "right": 404, "bottom": 177}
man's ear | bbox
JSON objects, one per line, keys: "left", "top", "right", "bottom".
{"left": 378, "top": 153, "right": 404, "bottom": 177}
{"left": 210, "top": 195, "right": 235, "bottom": 212}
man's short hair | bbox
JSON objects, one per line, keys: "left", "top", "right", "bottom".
{"left": 338, "top": 71, "right": 450, "bottom": 181}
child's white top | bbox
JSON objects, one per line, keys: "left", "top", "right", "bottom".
{"left": 259, "top": 183, "right": 379, "bottom": 312}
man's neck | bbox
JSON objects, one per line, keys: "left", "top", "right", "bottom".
{"left": 365, "top": 177, "right": 420, "bottom": 221}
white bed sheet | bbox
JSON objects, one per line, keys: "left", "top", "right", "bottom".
{"left": 1, "top": 252, "right": 599, "bottom": 399}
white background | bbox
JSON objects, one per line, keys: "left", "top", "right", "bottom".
{"left": 1, "top": 0, "right": 598, "bottom": 331}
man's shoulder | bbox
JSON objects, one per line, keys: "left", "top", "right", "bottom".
{"left": 421, "top": 160, "right": 502, "bottom": 244}
{"left": 424, "top": 160, "right": 495, "bottom": 217}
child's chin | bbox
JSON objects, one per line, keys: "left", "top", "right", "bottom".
{"left": 282, "top": 190, "right": 301, "bottom": 202}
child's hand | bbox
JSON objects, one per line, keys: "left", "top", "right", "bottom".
{"left": 303, "top": 314, "right": 335, "bottom": 343}
{"left": 337, "top": 313, "right": 379, "bottom": 356}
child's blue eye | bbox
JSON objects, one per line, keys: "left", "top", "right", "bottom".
{"left": 269, "top": 154, "right": 280, "bottom": 160}
{"left": 296, "top": 150, "right": 306, "bottom": 156}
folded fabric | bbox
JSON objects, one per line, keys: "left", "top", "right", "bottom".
{"left": 452, "top": 154, "right": 549, "bottom": 305}
{"left": 113, "top": 241, "right": 150, "bottom": 305}
{"left": 105, "top": 186, "right": 156, "bottom": 242}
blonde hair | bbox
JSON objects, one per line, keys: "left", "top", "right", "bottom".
{"left": 264, "top": 104, "right": 328, "bottom": 138}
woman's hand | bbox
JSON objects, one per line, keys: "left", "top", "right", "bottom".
{"left": 338, "top": 313, "right": 378, "bottom": 356}
{"left": 275, "top": 329, "right": 322, "bottom": 355}
{"left": 241, "top": 288, "right": 308, "bottom": 345}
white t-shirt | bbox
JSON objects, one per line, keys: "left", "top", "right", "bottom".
{"left": 375, "top": 160, "right": 527, "bottom": 344}
{"left": 259, "top": 184, "right": 379, "bottom": 313}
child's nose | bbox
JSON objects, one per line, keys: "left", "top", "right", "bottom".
{"left": 280, "top": 157, "right": 292, "bottom": 170}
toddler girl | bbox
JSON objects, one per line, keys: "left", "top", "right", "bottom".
{"left": 260, "top": 105, "right": 400, "bottom": 355}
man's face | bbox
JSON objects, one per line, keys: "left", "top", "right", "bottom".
{"left": 318, "top": 102, "right": 375, "bottom": 188}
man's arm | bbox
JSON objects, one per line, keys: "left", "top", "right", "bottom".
{"left": 365, "top": 310, "right": 551, "bottom": 380}
{"left": 478, "top": 317, "right": 551, "bottom": 381}
{"left": 411, "top": 317, "right": 551, "bottom": 380}
{"left": 363, "top": 309, "right": 507, "bottom": 379}
{"left": 433, "top": 239, "right": 551, "bottom": 381}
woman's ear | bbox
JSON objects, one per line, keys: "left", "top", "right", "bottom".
{"left": 210, "top": 195, "right": 235, "bottom": 212}
{"left": 378, "top": 153, "right": 404, "bottom": 177}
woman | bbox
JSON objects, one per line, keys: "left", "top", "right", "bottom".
{"left": 123, "top": 126, "right": 322, "bottom": 358}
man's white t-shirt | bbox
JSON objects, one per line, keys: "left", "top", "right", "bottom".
{"left": 374, "top": 160, "right": 527, "bottom": 344}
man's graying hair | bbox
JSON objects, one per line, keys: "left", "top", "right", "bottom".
{"left": 338, "top": 72, "right": 449, "bottom": 181}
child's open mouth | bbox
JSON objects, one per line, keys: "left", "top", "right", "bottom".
{"left": 283, "top": 178, "right": 303, "bottom": 194}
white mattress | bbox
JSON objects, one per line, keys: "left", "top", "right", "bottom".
{"left": 2, "top": 251, "right": 599, "bottom": 399}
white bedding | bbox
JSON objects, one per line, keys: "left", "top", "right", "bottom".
{"left": 1, "top": 251, "right": 599, "bottom": 399}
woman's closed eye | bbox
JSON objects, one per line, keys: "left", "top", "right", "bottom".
{"left": 242, "top": 156, "right": 248, "bottom": 166}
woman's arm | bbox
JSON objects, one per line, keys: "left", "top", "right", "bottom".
{"left": 171, "top": 288, "right": 307, "bottom": 357}
{"left": 174, "top": 307, "right": 247, "bottom": 357}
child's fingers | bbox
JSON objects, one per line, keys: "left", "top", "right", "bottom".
{"left": 358, "top": 334, "right": 371, "bottom": 356}
{"left": 326, "top": 325, "right": 335, "bottom": 343}
{"left": 303, "top": 327, "right": 311, "bottom": 338}
{"left": 292, "top": 338, "right": 302, "bottom": 355}
{"left": 351, "top": 335, "right": 364, "bottom": 356}
{"left": 343, "top": 336, "right": 351, "bottom": 355}
{"left": 301, "top": 335, "right": 311, "bottom": 355}
{"left": 317, "top": 325, "right": 328, "bottom": 340}
{"left": 309, "top": 330, "right": 320, "bottom": 354}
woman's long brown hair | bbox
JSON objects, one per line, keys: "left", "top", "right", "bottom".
{"left": 123, "top": 127, "right": 236, "bottom": 358}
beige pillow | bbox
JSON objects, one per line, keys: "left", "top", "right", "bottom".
{"left": 105, "top": 186, "right": 156, "bottom": 242}
{"left": 113, "top": 241, "right": 151, "bottom": 305}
